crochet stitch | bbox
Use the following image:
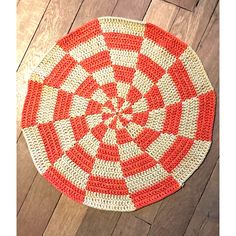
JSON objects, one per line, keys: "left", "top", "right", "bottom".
{"left": 21, "top": 17, "right": 216, "bottom": 211}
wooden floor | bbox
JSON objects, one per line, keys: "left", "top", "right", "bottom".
{"left": 17, "top": 0, "right": 219, "bottom": 235}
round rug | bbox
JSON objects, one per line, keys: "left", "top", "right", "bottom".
{"left": 21, "top": 17, "right": 216, "bottom": 211}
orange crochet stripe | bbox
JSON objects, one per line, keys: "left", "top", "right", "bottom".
{"left": 87, "top": 176, "right": 129, "bottom": 195}
{"left": 57, "top": 19, "right": 102, "bottom": 51}
{"left": 44, "top": 54, "right": 77, "bottom": 88}
{"left": 21, "top": 81, "right": 43, "bottom": 128}
{"left": 130, "top": 176, "right": 180, "bottom": 209}
{"left": 38, "top": 122, "right": 63, "bottom": 164}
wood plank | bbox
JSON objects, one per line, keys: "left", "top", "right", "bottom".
{"left": 197, "top": 3, "right": 219, "bottom": 86}
{"left": 43, "top": 1, "right": 118, "bottom": 235}
{"left": 17, "top": 135, "right": 37, "bottom": 212}
{"left": 17, "top": 0, "right": 50, "bottom": 69}
{"left": 17, "top": 0, "right": 84, "bottom": 234}
{"left": 144, "top": 0, "right": 179, "bottom": 29}
{"left": 148, "top": 4, "right": 219, "bottom": 235}
{"left": 43, "top": 195, "right": 88, "bottom": 236}
{"left": 170, "top": 0, "right": 218, "bottom": 50}
{"left": 71, "top": 0, "right": 118, "bottom": 30}
{"left": 17, "top": 175, "right": 61, "bottom": 236}
{"left": 133, "top": 203, "right": 162, "bottom": 225}
{"left": 163, "top": 0, "right": 199, "bottom": 11}
{"left": 75, "top": 210, "right": 121, "bottom": 236}
{"left": 112, "top": 213, "right": 150, "bottom": 236}
{"left": 184, "top": 161, "right": 219, "bottom": 236}
{"left": 16, "top": 0, "right": 83, "bottom": 140}
{"left": 112, "top": 0, "right": 152, "bottom": 19}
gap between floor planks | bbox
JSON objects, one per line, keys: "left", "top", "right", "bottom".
{"left": 162, "top": 0, "right": 199, "bottom": 11}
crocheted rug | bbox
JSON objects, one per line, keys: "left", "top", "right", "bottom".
{"left": 21, "top": 17, "right": 216, "bottom": 211}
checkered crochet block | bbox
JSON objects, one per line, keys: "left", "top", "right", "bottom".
{"left": 21, "top": 17, "right": 216, "bottom": 212}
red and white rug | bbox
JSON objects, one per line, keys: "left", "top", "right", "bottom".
{"left": 21, "top": 17, "right": 216, "bottom": 211}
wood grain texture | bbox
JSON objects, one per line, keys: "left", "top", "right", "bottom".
{"left": 43, "top": 1, "right": 118, "bottom": 235}
{"left": 148, "top": 3, "right": 219, "bottom": 235}
{"left": 144, "top": 0, "right": 179, "bottom": 30}
{"left": 133, "top": 202, "right": 162, "bottom": 224}
{"left": 16, "top": 0, "right": 50, "bottom": 69}
{"left": 17, "top": 175, "right": 61, "bottom": 236}
{"left": 184, "top": 161, "right": 219, "bottom": 236}
{"left": 112, "top": 0, "right": 152, "bottom": 19}
{"left": 170, "top": 0, "right": 218, "bottom": 50}
{"left": 112, "top": 213, "right": 150, "bottom": 236}
{"left": 197, "top": 3, "right": 219, "bottom": 88}
{"left": 71, "top": 0, "right": 118, "bottom": 30}
{"left": 43, "top": 195, "right": 88, "bottom": 236}
{"left": 17, "top": 135, "right": 37, "bottom": 212}
{"left": 163, "top": 0, "right": 199, "bottom": 11}
{"left": 75, "top": 210, "right": 121, "bottom": 236}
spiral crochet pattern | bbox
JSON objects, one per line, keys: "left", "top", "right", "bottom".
{"left": 21, "top": 17, "right": 215, "bottom": 211}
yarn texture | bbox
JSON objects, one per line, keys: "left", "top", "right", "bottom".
{"left": 21, "top": 17, "right": 216, "bottom": 211}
